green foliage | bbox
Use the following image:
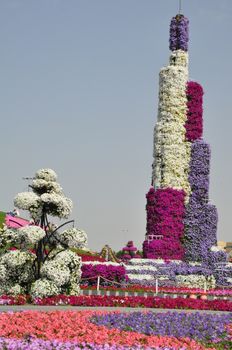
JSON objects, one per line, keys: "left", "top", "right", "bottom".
{"left": 0, "top": 212, "right": 6, "bottom": 229}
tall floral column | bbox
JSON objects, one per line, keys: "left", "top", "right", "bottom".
{"left": 143, "top": 15, "right": 190, "bottom": 259}
{"left": 143, "top": 14, "right": 225, "bottom": 264}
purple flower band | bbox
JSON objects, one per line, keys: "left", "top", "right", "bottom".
{"left": 169, "top": 14, "right": 189, "bottom": 51}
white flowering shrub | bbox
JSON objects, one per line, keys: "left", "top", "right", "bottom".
{"left": 0, "top": 168, "right": 87, "bottom": 299}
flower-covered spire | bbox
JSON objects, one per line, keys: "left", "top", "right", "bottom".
{"left": 169, "top": 14, "right": 189, "bottom": 51}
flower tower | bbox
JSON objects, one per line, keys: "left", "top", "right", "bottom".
{"left": 143, "top": 14, "right": 225, "bottom": 264}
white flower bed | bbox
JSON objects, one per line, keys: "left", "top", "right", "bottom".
{"left": 128, "top": 258, "right": 182, "bottom": 265}
{"left": 127, "top": 274, "right": 154, "bottom": 281}
{"left": 82, "top": 261, "right": 121, "bottom": 266}
{"left": 176, "top": 274, "right": 216, "bottom": 289}
{"left": 126, "top": 265, "right": 157, "bottom": 272}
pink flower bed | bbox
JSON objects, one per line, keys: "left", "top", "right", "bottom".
{"left": 33, "top": 295, "right": 232, "bottom": 311}
{"left": 0, "top": 310, "right": 215, "bottom": 350}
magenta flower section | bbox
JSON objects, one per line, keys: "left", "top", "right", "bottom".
{"left": 185, "top": 81, "right": 203, "bottom": 141}
{"left": 169, "top": 14, "right": 189, "bottom": 51}
{"left": 81, "top": 264, "right": 127, "bottom": 285}
{"left": 143, "top": 187, "right": 185, "bottom": 259}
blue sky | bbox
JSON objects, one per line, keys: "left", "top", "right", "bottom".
{"left": 0, "top": 0, "right": 231, "bottom": 251}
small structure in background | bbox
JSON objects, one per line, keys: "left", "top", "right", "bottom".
{"left": 121, "top": 241, "right": 140, "bottom": 261}
{"left": 100, "top": 245, "right": 119, "bottom": 263}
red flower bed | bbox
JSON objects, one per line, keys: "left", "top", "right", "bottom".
{"left": 0, "top": 295, "right": 27, "bottom": 305}
{"left": 81, "top": 255, "right": 106, "bottom": 262}
{"left": 33, "top": 295, "right": 232, "bottom": 311}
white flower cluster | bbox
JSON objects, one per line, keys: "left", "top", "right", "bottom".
{"left": 0, "top": 227, "right": 19, "bottom": 246}
{"left": 152, "top": 51, "right": 191, "bottom": 201}
{"left": 169, "top": 50, "right": 189, "bottom": 67}
{"left": 52, "top": 250, "right": 81, "bottom": 270}
{"left": 56, "top": 228, "right": 87, "bottom": 249}
{"left": 14, "top": 168, "right": 73, "bottom": 220}
{"left": 0, "top": 250, "right": 36, "bottom": 289}
{"left": 35, "top": 168, "right": 58, "bottom": 182}
{"left": 14, "top": 192, "right": 42, "bottom": 221}
{"left": 176, "top": 274, "right": 216, "bottom": 289}
{"left": 30, "top": 249, "right": 82, "bottom": 298}
{"left": 32, "top": 179, "right": 63, "bottom": 196}
{"left": 30, "top": 279, "right": 60, "bottom": 299}
{"left": 41, "top": 193, "right": 73, "bottom": 218}
{"left": 0, "top": 264, "right": 7, "bottom": 282}
{"left": 41, "top": 259, "right": 71, "bottom": 287}
{"left": 18, "top": 225, "right": 46, "bottom": 245}
{"left": 1, "top": 250, "right": 36, "bottom": 269}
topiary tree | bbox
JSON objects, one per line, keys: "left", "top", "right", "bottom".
{"left": 0, "top": 168, "right": 87, "bottom": 299}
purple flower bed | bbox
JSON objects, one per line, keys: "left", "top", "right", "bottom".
{"left": 81, "top": 264, "right": 127, "bottom": 286}
{"left": 169, "top": 14, "right": 189, "bottom": 51}
{"left": 91, "top": 311, "right": 232, "bottom": 343}
{"left": 185, "top": 82, "right": 203, "bottom": 141}
{"left": 143, "top": 187, "right": 185, "bottom": 260}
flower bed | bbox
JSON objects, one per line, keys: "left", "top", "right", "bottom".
{"left": 33, "top": 295, "right": 232, "bottom": 311}
{"left": 92, "top": 311, "right": 232, "bottom": 348}
{"left": 81, "top": 263, "right": 127, "bottom": 285}
{"left": 0, "top": 310, "right": 225, "bottom": 350}
{"left": 80, "top": 285, "right": 232, "bottom": 296}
